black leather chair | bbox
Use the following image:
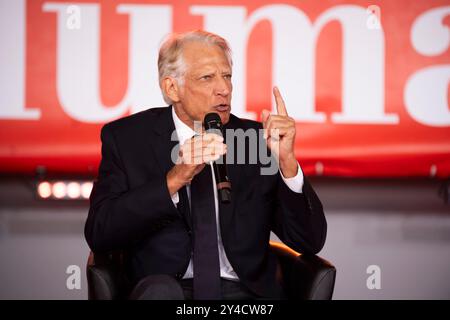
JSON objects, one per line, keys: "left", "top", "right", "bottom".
{"left": 86, "top": 241, "right": 336, "bottom": 300}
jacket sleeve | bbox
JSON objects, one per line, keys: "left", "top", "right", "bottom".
{"left": 84, "top": 124, "right": 180, "bottom": 253}
{"left": 271, "top": 174, "right": 327, "bottom": 255}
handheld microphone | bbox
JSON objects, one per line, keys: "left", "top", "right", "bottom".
{"left": 204, "top": 113, "right": 232, "bottom": 204}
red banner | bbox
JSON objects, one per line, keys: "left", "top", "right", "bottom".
{"left": 0, "top": 0, "right": 449, "bottom": 177}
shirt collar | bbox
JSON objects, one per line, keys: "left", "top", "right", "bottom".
{"left": 172, "top": 106, "right": 196, "bottom": 146}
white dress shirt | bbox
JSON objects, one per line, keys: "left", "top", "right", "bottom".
{"left": 170, "top": 107, "right": 305, "bottom": 280}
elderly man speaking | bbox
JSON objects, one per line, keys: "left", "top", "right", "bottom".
{"left": 85, "top": 30, "right": 326, "bottom": 300}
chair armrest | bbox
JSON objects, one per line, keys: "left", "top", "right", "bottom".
{"left": 270, "top": 242, "right": 336, "bottom": 300}
{"left": 86, "top": 251, "right": 130, "bottom": 300}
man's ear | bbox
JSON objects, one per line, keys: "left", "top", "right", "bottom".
{"left": 162, "top": 77, "right": 181, "bottom": 103}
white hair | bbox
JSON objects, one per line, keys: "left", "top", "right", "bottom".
{"left": 158, "top": 30, "right": 233, "bottom": 105}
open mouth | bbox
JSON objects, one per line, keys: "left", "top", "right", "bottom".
{"left": 214, "top": 104, "right": 230, "bottom": 112}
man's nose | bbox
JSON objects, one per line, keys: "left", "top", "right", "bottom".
{"left": 214, "top": 77, "right": 231, "bottom": 96}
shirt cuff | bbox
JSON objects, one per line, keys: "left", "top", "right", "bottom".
{"left": 171, "top": 192, "right": 180, "bottom": 206}
{"left": 279, "top": 162, "right": 304, "bottom": 193}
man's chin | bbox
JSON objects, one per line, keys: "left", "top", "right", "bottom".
{"left": 218, "top": 112, "right": 230, "bottom": 125}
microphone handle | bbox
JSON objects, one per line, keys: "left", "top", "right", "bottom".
{"left": 212, "top": 158, "right": 231, "bottom": 204}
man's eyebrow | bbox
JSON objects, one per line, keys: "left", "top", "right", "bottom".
{"left": 198, "top": 71, "right": 215, "bottom": 77}
{"left": 190, "top": 69, "right": 210, "bottom": 76}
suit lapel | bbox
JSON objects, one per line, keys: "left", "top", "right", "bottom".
{"left": 149, "top": 105, "right": 178, "bottom": 175}
{"left": 149, "top": 106, "right": 192, "bottom": 230}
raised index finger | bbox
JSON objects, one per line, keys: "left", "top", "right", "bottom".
{"left": 273, "top": 86, "right": 288, "bottom": 116}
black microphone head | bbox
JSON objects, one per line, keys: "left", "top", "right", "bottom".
{"left": 204, "top": 112, "right": 222, "bottom": 131}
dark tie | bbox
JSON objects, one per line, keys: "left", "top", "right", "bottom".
{"left": 190, "top": 164, "right": 221, "bottom": 300}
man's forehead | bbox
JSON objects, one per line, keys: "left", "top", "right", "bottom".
{"left": 182, "top": 42, "right": 231, "bottom": 69}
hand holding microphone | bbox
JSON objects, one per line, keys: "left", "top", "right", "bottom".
{"left": 166, "top": 113, "right": 230, "bottom": 201}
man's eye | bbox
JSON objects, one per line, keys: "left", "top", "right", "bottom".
{"left": 224, "top": 74, "right": 232, "bottom": 80}
{"left": 201, "top": 75, "right": 212, "bottom": 80}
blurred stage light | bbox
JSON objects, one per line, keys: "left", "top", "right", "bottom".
{"left": 36, "top": 180, "right": 93, "bottom": 200}
{"left": 52, "top": 182, "right": 66, "bottom": 199}
{"left": 67, "top": 182, "right": 81, "bottom": 199}
{"left": 37, "top": 181, "right": 52, "bottom": 199}
{"left": 81, "top": 182, "right": 93, "bottom": 199}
